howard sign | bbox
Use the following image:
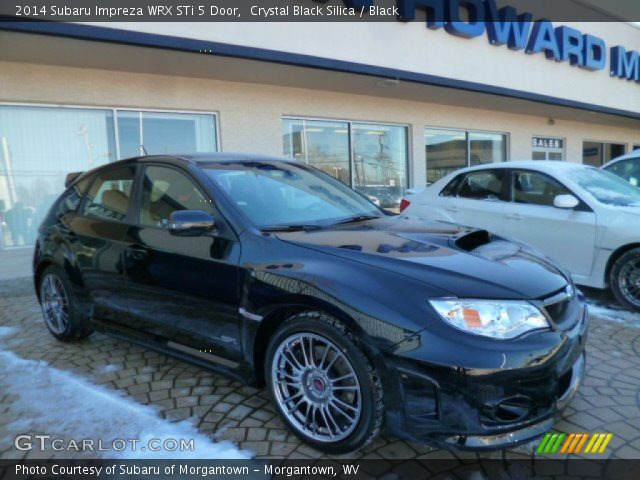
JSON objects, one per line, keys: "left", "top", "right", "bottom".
{"left": 343, "top": 0, "right": 640, "bottom": 83}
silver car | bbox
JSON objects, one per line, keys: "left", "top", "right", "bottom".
{"left": 402, "top": 161, "right": 640, "bottom": 311}
{"left": 603, "top": 150, "right": 640, "bottom": 188}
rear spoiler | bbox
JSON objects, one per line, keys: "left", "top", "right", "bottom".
{"left": 65, "top": 172, "right": 83, "bottom": 188}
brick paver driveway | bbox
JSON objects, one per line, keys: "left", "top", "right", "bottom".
{"left": 1, "top": 278, "right": 639, "bottom": 460}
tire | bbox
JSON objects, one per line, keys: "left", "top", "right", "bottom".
{"left": 265, "top": 311, "right": 383, "bottom": 454}
{"left": 38, "top": 265, "right": 93, "bottom": 341}
{"left": 610, "top": 248, "right": 640, "bottom": 312}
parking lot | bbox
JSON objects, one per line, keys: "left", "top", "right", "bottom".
{"left": 1, "top": 277, "right": 640, "bottom": 461}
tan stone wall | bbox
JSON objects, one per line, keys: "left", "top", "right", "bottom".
{"left": 1, "top": 60, "right": 638, "bottom": 187}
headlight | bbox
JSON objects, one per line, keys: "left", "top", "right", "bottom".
{"left": 429, "top": 299, "right": 549, "bottom": 339}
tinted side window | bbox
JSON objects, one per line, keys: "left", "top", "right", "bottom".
{"left": 511, "top": 171, "right": 570, "bottom": 207}
{"left": 457, "top": 170, "right": 504, "bottom": 200}
{"left": 139, "top": 166, "right": 214, "bottom": 228}
{"left": 440, "top": 175, "right": 463, "bottom": 197}
{"left": 55, "top": 175, "right": 94, "bottom": 218}
{"left": 82, "top": 166, "right": 136, "bottom": 222}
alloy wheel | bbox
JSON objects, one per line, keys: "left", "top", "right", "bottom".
{"left": 619, "top": 256, "right": 640, "bottom": 308}
{"left": 40, "top": 273, "right": 70, "bottom": 335}
{"left": 271, "top": 332, "right": 362, "bottom": 443}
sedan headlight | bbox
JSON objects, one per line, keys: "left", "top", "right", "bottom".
{"left": 429, "top": 299, "right": 549, "bottom": 339}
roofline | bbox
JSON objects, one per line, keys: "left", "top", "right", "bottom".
{"left": 1, "top": 19, "right": 639, "bottom": 122}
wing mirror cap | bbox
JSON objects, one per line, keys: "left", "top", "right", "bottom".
{"left": 553, "top": 194, "right": 579, "bottom": 209}
{"left": 168, "top": 210, "right": 216, "bottom": 235}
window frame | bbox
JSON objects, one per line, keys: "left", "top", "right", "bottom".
{"left": 531, "top": 135, "right": 566, "bottom": 161}
{"left": 425, "top": 126, "right": 510, "bottom": 185}
{"left": 282, "top": 115, "right": 411, "bottom": 196}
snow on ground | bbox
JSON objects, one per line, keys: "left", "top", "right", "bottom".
{"left": 0, "top": 350, "right": 251, "bottom": 459}
{"left": 0, "top": 326, "right": 16, "bottom": 338}
{"left": 588, "top": 303, "right": 640, "bottom": 329}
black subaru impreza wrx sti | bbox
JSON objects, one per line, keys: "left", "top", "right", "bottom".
{"left": 34, "top": 153, "right": 587, "bottom": 453}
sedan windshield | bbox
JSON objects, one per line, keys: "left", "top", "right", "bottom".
{"left": 571, "top": 167, "right": 640, "bottom": 207}
{"left": 203, "top": 161, "right": 382, "bottom": 229}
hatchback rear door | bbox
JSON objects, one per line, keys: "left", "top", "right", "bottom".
{"left": 68, "top": 164, "right": 137, "bottom": 323}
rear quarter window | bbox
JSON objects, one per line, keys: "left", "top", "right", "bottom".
{"left": 54, "top": 175, "right": 95, "bottom": 218}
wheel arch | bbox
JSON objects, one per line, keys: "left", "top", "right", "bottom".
{"left": 605, "top": 243, "right": 640, "bottom": 285}
{"left": 251, "top": 295, "right": 371, "bottom": 387}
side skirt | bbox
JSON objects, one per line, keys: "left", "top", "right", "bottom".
{"left": 90, "top": 318, "right": 256, "bottom": 386}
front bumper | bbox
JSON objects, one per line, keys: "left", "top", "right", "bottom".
{"left": 381, "top": 295, "right": 588, "bottom": 450}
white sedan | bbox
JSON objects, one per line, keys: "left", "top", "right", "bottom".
{"left": 402, "top": 161, "right": 640, "bottom": 311}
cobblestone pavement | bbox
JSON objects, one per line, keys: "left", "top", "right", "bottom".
{"left": 1, "top": 279, "right": 639, "bottom": 461}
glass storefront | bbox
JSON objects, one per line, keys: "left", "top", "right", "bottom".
{"left": 426, "top": 128, "right": 506, "bottom": 184}
{"left": 117, "top": 111, "right": 217, "bottom": 158}
{"left": 582, "top": 141, "right": 626, "bottom": 167}
{"left": 0, "top": 105, "right": 218, "bottom": 248}
{"left": 283, "top": 118, "right": 408, "bottom": 210}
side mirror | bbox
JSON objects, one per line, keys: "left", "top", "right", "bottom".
{"left": 553, "top": 194, "right": 579, "bottom": 209}
{"left": 168, "top": 210, "right": 215, "bottom": 235}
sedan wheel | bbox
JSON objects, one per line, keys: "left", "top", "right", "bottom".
{"left": 271, "top": 332, "right": 362, "bottom": 442}
{"left": 611, "top": 248, "right": 640, "bottom": 312}
{"left": 266, "top": 312, "right": 383, "bottom": 453}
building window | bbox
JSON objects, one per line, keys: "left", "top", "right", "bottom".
{"left": 0, "top": 104, "right": 217, "bottom": 249}
{"left": 116, "top": 111, "right": 217, "bottom": 158}
{"left": 633, "top": 145, "right": 640, "bottom": 152}
{"left": 0, "top": 105, "right": 116, "bottom": 248}
{"left": 532, "top": 136, "right": 564, "bottom": 161}
{"left": 426, "top": 128, "right": 507, "bottom": 184}
{"left": 283, "top": 118, "right": 408, "bottom": 210}
{"left": 582, "top": 141, "right": 626, "bottom": 167}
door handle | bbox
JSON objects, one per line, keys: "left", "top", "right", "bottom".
{"left": 129, "top": 246, "right": 149, "bottom": 261}
{"left": 445, "top": 206, "right": 459, "bottom": 213}
{"left": 505, "top": 213, "right": 524, "bottom": 221}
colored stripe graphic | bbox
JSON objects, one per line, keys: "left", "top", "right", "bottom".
{"left": 539, "top": 432, "right": 612, "bottom": 454}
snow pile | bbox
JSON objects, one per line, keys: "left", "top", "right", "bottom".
{"left": 0, "top": 326, "right": 16, "bottom": 338}
{"left": 0, "top": 351, "right": 251, "bottom": 459}
{"left": 588, "top": 303, "right": 640, "bottom": 329}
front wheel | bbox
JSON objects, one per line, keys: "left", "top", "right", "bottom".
{"left": 610, "top": 248, "right": 640, "bottom": 312}
{"left": 265, "top": 312, "right": 383, "bottom": 454}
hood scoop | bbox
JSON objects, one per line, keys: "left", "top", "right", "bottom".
{"left": 454, "top": 229, "right": 491, "bottom": 252}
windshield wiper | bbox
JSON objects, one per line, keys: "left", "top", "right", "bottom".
{"left": 261, "top": 224, "right": 324, "bottom": 232}
{"left": 330, "top": 214, "right": 381, "bottom": 226}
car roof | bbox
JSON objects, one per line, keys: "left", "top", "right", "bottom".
{"left": 156, "top": 152, "right": 293, "bottom": 164}
{"left": 453, "top": 160, "right": 590, "bottom": 174}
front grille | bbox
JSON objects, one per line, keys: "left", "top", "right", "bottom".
{"left": 539, "top": 285, "right": 580, "bottom": 330}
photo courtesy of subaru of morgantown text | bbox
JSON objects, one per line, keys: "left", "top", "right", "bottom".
{"left": 1, "top": 0, "right": 640, "bottom": 478}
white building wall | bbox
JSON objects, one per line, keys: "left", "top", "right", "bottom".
{"left": 0, "top": 60, "right": 638, "bottom": 188}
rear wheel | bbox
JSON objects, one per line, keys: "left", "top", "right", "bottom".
{"left": 610, "top": 248, "right": 640, "bottom": 312}
{"left": 265, "top": 311, "right": 383, "bottom": 453}
{"left": 39, "top": 265, "right": 93, "bottom": 341}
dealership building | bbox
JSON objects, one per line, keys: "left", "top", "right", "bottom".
{"left": 0, "top": 8, "right": 639, "bottom": 271}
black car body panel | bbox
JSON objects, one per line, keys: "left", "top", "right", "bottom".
{"left": 33, "top": 154, "right": 587, "bottom": 450}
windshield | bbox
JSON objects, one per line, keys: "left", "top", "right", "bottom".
{"left": 571, "top": 167, "right": 640, "bottom": 206}
{"left": 203, "top": 161, "right": 382, "bottom": 228}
